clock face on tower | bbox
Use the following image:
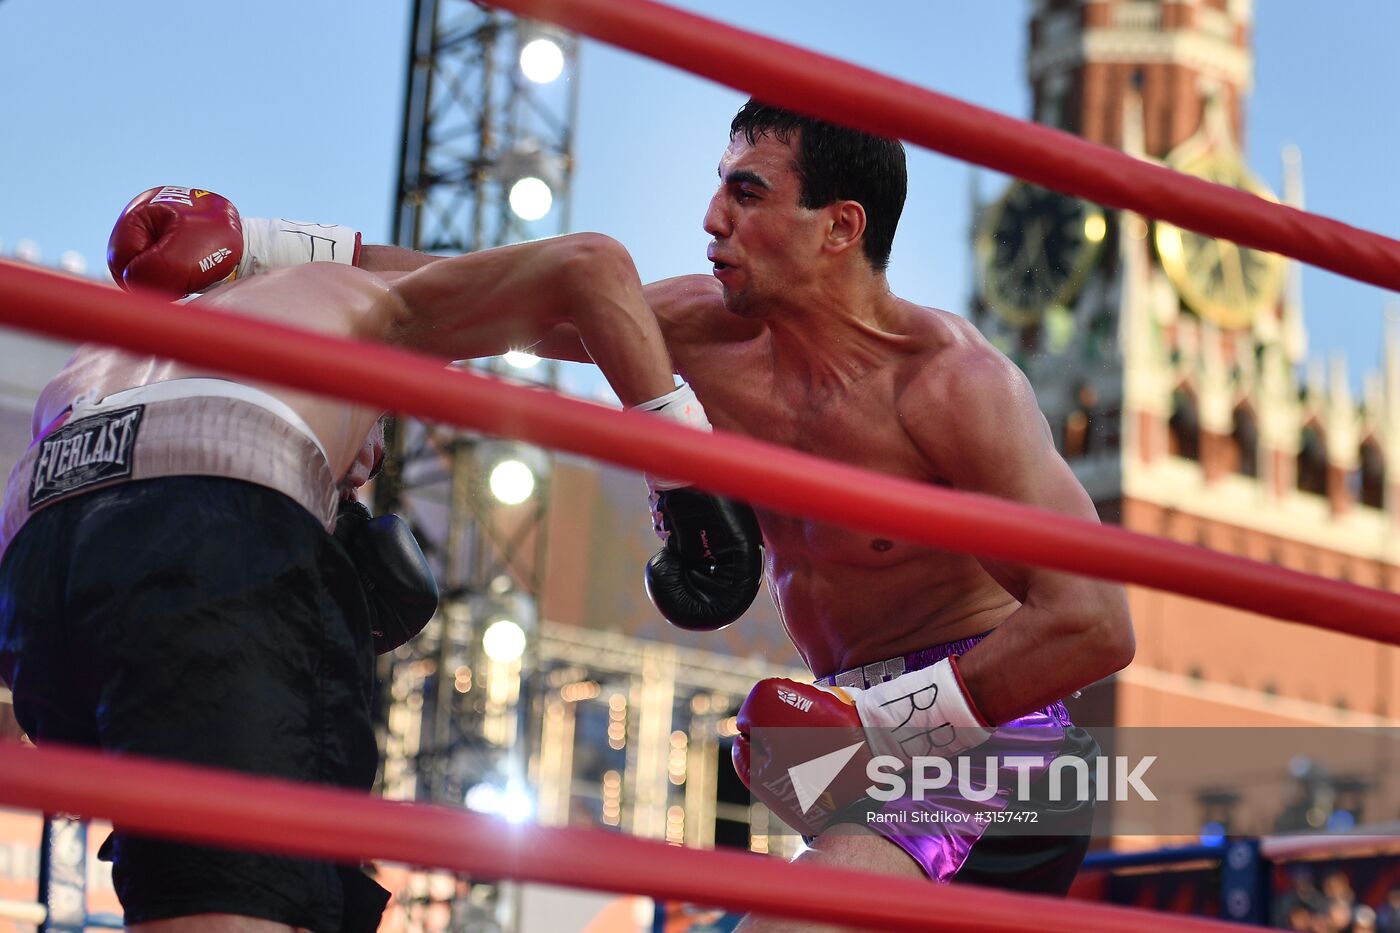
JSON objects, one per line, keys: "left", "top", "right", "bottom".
{"left": 977, "top": 181, "right": 1106, "bottom": 328}
{"left": 1153, "top": 154, "right": 1286, "bottom": 330}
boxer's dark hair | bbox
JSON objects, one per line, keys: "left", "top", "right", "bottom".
{"left": 730, "top": 100, "right": 906, "bottom": 271}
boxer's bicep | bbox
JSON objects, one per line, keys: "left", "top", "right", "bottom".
{"left": 524, "top": 274, "right": 741, "bottom": 374}
{"left": 378, "top": 240, "right": 597, "bottom": 358}
{"left": 526, "top": 322, "right": 593, "bottom": 365}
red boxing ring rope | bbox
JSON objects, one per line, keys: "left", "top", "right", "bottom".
{"left": 483, "top": 0, "right": 1400, "bottom": 293}
{"left": 3, "top": 8, "right": 1393, "bottom": 930}
{"left": 0, "top": 741, "right": 1245, "bottom": 933}
{"left": 2, "top": 259, "right": 1399, "bottom": 645}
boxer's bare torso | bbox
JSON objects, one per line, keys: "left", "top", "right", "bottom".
{"left": 629, "top": 129, "right": 1127, "bottom": 720}
{"left": 647, "top": 275, "right": 1053, "bottom": 677}
{"left": 35, "top": 265, "right": 397, "bottom": 481}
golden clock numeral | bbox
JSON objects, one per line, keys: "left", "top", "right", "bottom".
{"left": 1218, "top": 240, "right": 1247, "bottom": 310}
{"left": 1154, "top": 152, "right": 1286, "bottom": 329}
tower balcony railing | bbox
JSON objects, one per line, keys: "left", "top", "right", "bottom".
{"left": 1112, "top": 2, "right": 1161, "bottom": 33}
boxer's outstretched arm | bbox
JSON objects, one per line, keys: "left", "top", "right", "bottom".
{"left": 517, "top": 274, "right": 749, "bottom": 373}
{"left": 357, "top": 243, "right": 601, "bottom": 362}
{"left": 359, "top": 245, "right": 623, "bottom": 367}
{"left": 367, "top": 233, "right": 676, "bottom": 407}
{"left": 902, "top": 342, "right": 1134, "bottom": 725}
{"left": 357, "top": 244, "right": 441, "bottom": 274}
{"left": 360, "top": 261, "right": 743, "bottom": 378}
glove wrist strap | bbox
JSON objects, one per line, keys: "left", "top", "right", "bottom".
{"left": 849, "top": 657, "right": 995, "bottom": 760}
{"left": 630, "top": 380, "right": 707, "bottom": 422}
{"left": 236, "top": 217, "right": 363, "bottom": 279}
{"left": 630, "top": 382, "right": 711, "bottom": 493}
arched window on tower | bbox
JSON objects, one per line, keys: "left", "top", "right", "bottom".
{"left": 1359, "top": 439, "right": 1385, "bottom": 510}
{"left": 1168, "top": 388, "right": 1200, "bottom": 462}
{"left": 1229, "top": 405, "right": 1258, "bottom": 478}
{"left": 1296, "top": 423, "right": 1328, "bottom": 496}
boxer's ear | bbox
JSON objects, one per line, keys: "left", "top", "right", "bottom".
{"left": 823, "top": 200, "right": 867, "bottom": 258}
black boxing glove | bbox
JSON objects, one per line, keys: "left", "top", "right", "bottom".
{"left": 334, "top": 500, "right": 439, "bottom": 653}
{"left": 644, "top": 487, "right": 764, "bottom": 631}
{"left": 630, "top": 382, "right": 764, "bottom": 630}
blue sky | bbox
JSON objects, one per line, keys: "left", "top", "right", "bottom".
{"left": 1, "top": 1, "right": 1395, "bottom": 389}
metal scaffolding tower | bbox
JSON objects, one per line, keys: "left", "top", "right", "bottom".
{"left": 393, "top": 1, "right": 578, "bottom": 253}
{"left": 381, "top": 3, "right": 579, "bottom": 929}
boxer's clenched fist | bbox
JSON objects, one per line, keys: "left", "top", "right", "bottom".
{"left": 107, "top": 185, "right": 244, "bottom": 297}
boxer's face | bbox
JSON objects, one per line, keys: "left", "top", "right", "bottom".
{"left": 703, "top": 133, "right": 824, "bottom": 317}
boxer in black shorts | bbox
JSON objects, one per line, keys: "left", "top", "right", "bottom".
{"left": 0, "top": 187, "right": 749, "bottom": 931}
{"left": 1, "top": 475, "right": 385, "bottom": 928}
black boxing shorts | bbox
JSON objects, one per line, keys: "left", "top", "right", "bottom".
{"left": 0, "top": 476, "right": 387, "bottom": 931}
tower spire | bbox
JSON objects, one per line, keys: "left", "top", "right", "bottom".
{"left": 1280, "top": 144, "right": 1308, "bottom": 362}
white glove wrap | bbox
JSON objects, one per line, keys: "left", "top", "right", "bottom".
{"left": 630, "top": 382, "right": 712, "bottom": 493}
{"left": 235, "top": 217, "right": 361, "bottom": 279}
{"left": 846, "top": 657, "right": 994, "bottom": 761}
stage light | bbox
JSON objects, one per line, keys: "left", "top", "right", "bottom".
{"left": 465, "top": 782, "right": 501, "bottom": 814}
{"left": 59, "top": 251, "right": 87, "bottom": 275}
{"left": 500, "top": 784, "right": 535, "bottom": 823}
{"left": 482, "top": 618, "right": 527, "bottom": 663}
{"left": 509, "top": 177, "right": 553, "bottom": 221}
{"left": 465, "top": 781, "right": 535, "bottom": 823}
{"left": 1084, "top": 213, "right": 1107, "bottom": 243}
{"left": 489, "top": 458, "right": 535, "bottom": 505}
{"left": 520, "top": 37, "right": 564, "bottom": 84}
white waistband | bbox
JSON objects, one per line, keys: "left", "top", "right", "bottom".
{"left": 82, "top": 379, "right": 328, "bottom": 461}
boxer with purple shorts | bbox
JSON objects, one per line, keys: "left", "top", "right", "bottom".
{"left": 217, "top": 103, "right": 1131, "bottom": 924}
{"left": 65, "top": 97, "right": 1134, "bottom": 927}
{"left": 621, "top": 103, "right": 1135, "bottom": 929}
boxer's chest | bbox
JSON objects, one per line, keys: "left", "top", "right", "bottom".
{"left": 691, "top": 349, "right": 942, "bottom": 565}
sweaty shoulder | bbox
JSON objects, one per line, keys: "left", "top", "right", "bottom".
{"left": 895, "top": 307, "right": 1052, "bottom": 481}
{"left": 893, "top": 304, "right": 1009, "bottom": 395}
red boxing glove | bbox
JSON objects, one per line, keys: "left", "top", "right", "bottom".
{"left": 734, "top": 679, "right": 874, "bottom": 836}
{"left": 106, "top": 185, "right": 244, "bottom": 297}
